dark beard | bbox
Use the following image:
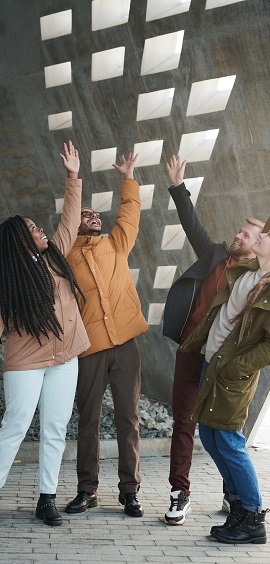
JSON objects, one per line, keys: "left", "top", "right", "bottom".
{"left": 79, "top": 226, "right": 101, "bottom": 236}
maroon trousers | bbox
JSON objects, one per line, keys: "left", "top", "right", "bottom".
{"left": 76, "top": 339, "right": 141, "bottom": 495}
{"left": 169, "top": 348, "right": 204, "bottom": 497}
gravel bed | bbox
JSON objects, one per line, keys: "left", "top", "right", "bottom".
{"left": 0, "top": 340, "right": 173, "bottom": 441}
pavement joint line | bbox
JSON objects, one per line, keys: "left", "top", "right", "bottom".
{"left": 0, "top": 448, "right": 270, "bottom": 563}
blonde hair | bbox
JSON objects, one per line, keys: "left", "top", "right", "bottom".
{"left": 246, "top": 218, "right": 265, "bottom": 230}
{"left": 231, "top": 218, "right": 267, "bottom": 322}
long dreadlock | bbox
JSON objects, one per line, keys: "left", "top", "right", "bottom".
{"left": 0, "top": 215, "right": 85, "bottom": 344}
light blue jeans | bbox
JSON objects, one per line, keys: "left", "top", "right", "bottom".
{"left": 199, "top": 360, "right": 262, "bottom": 512}
{"left": 0, "top": 357, "right": 78, "bottom": 494}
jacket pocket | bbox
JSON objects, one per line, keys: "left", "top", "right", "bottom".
{"left": 219, "top": 358, "right": 252, "bottom": 381}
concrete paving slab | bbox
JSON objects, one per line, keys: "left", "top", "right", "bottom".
{"left": 0, "top": 447, "right": 269, "bottom": 563}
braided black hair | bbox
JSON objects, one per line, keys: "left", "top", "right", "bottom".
{"left": 0, "top": 215, "right": 85, "bottom": 344}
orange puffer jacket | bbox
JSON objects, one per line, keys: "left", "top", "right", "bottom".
{"left": 68, "top": 178, "right": 149, "bottom": 356}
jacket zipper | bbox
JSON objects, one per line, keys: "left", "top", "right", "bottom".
{"left": 208, "top": 354, "right": 221, "bottom": 412}
{"left": 180, "top": 279, "right": 197, "bottom": 340}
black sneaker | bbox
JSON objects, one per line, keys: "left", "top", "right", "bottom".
{"left": 65, "top": 491, "right": 97, "bottom": 514}
{"left": 164, "top": 490, "right": 191, "bottom": 525}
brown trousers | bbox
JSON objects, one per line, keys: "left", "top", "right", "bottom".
{"left": 169, "top": 349, "right": 203, "bottom": 497}
{"left": 169, "top": 349, "right": 229, "bottom": 498}
{"left": 76, "top": 339, "right": 141, "bottom": 495}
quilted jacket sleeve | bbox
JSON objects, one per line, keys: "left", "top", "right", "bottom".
{"left": 52, "top": 178, "right": 82, "bottom": 257}
{"left": 109, "top": 178, "right": 140, "bottom": 257}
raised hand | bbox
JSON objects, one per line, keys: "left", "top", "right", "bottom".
{"left": 166, "top": 155, "right": 187, "bottom": 187}
{"left": 112, "top": 152, "right": 139, "bottom": 180}
{"left": 60, "top": 140, "right": 80, "bottom": 178}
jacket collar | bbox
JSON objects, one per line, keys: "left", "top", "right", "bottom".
{"left": 226, "top": 258, "right": 259, "bottom": 284}
{"left": 73, "top": 235, "right": 102, "bottom": 247}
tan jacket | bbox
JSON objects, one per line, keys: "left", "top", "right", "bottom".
{"left": 68, "top": 178, "right": 149, "bottom": 357}
{"left": 0, "top": 179, "right": 90, "bottom": 371}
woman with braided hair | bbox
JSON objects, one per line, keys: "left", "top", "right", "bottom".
{"left": 180, "top": 226, "right": 270, "bottom": 544}
{"left": 0, "top": 141, "right": 90, "bottom": 526}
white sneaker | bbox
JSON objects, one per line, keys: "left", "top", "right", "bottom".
{"left": 222, "top": 494, "right": 230, "bottom": 513}
{"left": 164, "top": 490, "right": 191, "bottom": 525}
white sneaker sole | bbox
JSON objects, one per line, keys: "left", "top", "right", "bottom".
{"left": 164, "top": 506, "right": 192, "bottom": 526}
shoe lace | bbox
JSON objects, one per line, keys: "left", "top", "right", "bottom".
{"left": 170, "top": 493, "right": 186, "bottom": 511}
{"left": 126, "top": 493, "right": 139, "bottom": 502}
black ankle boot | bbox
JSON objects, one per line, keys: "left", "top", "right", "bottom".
{"left": 119, "top": 492, "right": 144, "bottom": 517}
{"left": 36, "top": 494, "right": 62, "bottom": 527}
{"left": 211, "top": 499, "right": 242, "bottom": 535}
{"left": 212, "top": 508, "right": 268, "bottom": 544}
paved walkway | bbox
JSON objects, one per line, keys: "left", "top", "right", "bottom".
{"left": 0, "top": 448, "right": 270, "bottom": 563}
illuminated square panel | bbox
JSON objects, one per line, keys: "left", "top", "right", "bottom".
{"left": 168, "top": 177, "right": 204, "bottom": 209}
{"left": 153, "top": 266, "right": 177, "bottom": 289}
{"left": 48, "top": 111, "right": 72, "bottom": 131}
{"left": 186, "top": 75, "right": 236, "bottom": 116}
{"left": 91, "top": 147, "right": 117, "bottom": 172}
{"left": 91, "top": 191, "right": 113, "bottom": 212}
{"left": 92, "top": 47, "right": 125, "bottom": 81}
{"left": 161, "top": 225, "right": 186, "bottom": 250}
{"left": 92, "top": 0, "right": 131, "bottom": 31}
{"left": 130, "top": 268, "right": 140, "bottom": 287}
{"left": 141, "top": 31, "right": 184, "bottom": 76}
{"left": 178, "top": 129, "right": 219, "bottom": 162}
{"left": 40, "top": 10, "right": 72, "bottom": 40}
{"left": 44, "top": 62, "right": 72, "bottom": 89}
{"left": 146, "top": 0, "right": 191, "bottom": 22}
{"left": 206, "top": 0, "right": 246, "bottom": 9}
{"left": 140, "top": 185, "right": 155, "bottom": 210}
{"left": 148, "top": 303, "right": 165, "bottom": 325}
{"left": 55, "top": 198, "right": 64, "bottom": 213}
{"left": 136, "top": 88, "right": 175, "bottom": 121}
{"left": 133, "top": 140, "right": 163, "bottom": 167}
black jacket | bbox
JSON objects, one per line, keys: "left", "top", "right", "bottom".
{"left": 163, "top": 183, "right": 229, "bottom": 344}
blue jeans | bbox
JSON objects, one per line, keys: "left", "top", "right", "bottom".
{"left": 199, "top": 361, "right": 262, "bottom": 512}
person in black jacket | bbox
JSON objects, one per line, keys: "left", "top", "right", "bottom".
{"left": 163, "top": 155, "right": 264, "bottom": 526}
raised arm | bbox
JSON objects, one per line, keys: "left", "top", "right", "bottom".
{"left": 166, "top": 154, "right": 187, "bottom": 187}
{"left": 110, "top": 152, "right": 141, "bottom": 256}
{"left": 166, "top": 155, "right": 216, "bottom": 258}
{"left": 112, "top": 152, "right": 138, "bottom": 180}
{"left": 52, "top": 141, "right": 82, "bottom": 256}
{"left": 60, "top": 140, "right": 80, "bottom": 180}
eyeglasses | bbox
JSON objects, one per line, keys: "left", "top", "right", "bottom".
{"left": 81, "top": 211, "right": 101, "bottom": 219}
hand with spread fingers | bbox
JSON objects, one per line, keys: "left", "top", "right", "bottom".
{"left": 166, "top": 154, "right": 187, "bottom": 188}
{"left": 60, "top": 140, "right": 80, "bottom": 179}
{"left": 112, "top": 152, "right": 139, "bottom": 180}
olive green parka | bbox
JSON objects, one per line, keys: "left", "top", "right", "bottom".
{"left": 179, "top": 258, "right": 270, "bottom": 431}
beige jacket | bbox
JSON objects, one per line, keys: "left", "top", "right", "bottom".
{"left": 0, "top": 179, "right": 90, "bottom": 371}
{"left": 68, "top": 178, "right": 149, "bottom": 356}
